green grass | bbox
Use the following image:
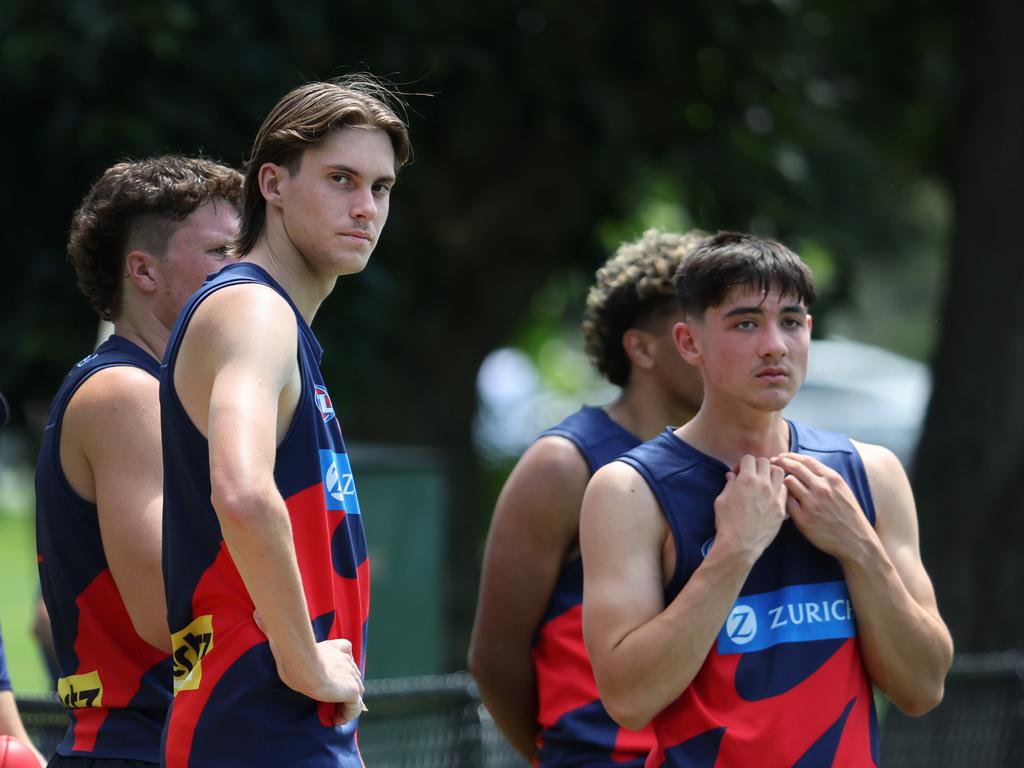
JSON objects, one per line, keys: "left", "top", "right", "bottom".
{"left": 0, "top": 513, "right": 50, "bottom": 692}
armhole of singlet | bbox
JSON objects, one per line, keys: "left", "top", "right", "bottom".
{"left": 273, "top": 322, "right": 313, "bottom": 455}
{"left": 540, "top": 429, "right": 598, "bottom": 475}
{"left": 49, "top": 362, "right": 148, "bottom": 506}
{"left": 617, "top": 454, "right": 688, "bottom": 600}
{"left": 846, "top": 441, "right": 878, "bottom": 527}
{"left": 164, "top": 278, "right": 272, "bottom": 445}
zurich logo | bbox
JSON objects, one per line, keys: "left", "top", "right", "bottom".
{"left": 325, "top": 461, "right": 351, "bottom": 504}
{"left": 319, "top": 450, "right": 361, "bottom": 515}
{"left": 314, "top": 385, "right": 335, "bottom": 424}
{"left": 726, "top": 605, "right": 757, "bottom": 645}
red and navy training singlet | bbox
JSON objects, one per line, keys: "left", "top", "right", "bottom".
{"left": 35, "top": 336, "right": 172, "bottom": 762}
{"left": 532, "top": 406, "right": 656, "bottom": 767}
{"left": 160, "top": 263, "right": 369, "bottom": 767}
{"left": 0, "top": 624, "right": 13, "bottom": 693}
{"left": 619, "top": 422, "right": 880, "bottom": 768}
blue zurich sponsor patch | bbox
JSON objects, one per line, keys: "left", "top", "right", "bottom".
{"left": 717, "top": 581, "right": 855, "bottom": 655}
{"left": 319, "top": 450, "right": 361, "bottom": 515}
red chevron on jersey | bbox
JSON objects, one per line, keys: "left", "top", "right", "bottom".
{"left": 533, "top": 601, "right": 654, "bottom": 765}
{"left": 64, "top": 569, "right": 168, "bottom": 751}
{"left": 164, "top": 543, "right": 267, "bottom": 768}
{"left": 534, "top": 605, "right": 600, "bottom": 727}
{"left": 648, "top": 639, "right": 874, "bottom": 766}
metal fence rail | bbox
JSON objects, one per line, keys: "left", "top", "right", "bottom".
{"left": 16, "top": 653, "right": 1024, "bottom": 767}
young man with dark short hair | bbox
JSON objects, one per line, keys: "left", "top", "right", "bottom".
{"left": 35, "top": 156, "right": 242, "bottom": 767}
{"left": 159, "top": 75, "right": 411, "bottom": 767}
{"left": 470, "top": 229, "right": 705, "bottom": 765}
{"left": 581, "top": 232, "right": 953, "bottom": 766}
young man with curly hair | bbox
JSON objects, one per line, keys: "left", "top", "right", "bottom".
{"left": 581, "top": 232, "right": 952, "bottom": 766}
{"left": 35, "top": 155, "right": 242, "bottom": 767}
{"left": 470, "top": 229, "right": 706, "bottom": 766}
{"left": 159, "top": 75, "right": 411, "bottom": 767}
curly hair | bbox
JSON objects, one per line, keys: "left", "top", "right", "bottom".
{"left": 234, "top": 73, "right": 413, "bottom": 257}
{"left": 583, "top": 228, "right": 706, "bottom": 387}
{"left": 675, "top": 231, "right": 816, "bottom": 319}
{"left": 67, "top": 155, "right": 243, "bottom": 321}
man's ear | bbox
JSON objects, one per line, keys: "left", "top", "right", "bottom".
{"left": 258, "top": 162, "right": 287, "bottom": 210}
{"left": 673, "top": 320, "right": 703, "bottom": 366}
{"left": 124, "top": 250, "right": 160, "bottom": 296}
{"left": 622, "top": 328, "right": 656, "bottom": 372}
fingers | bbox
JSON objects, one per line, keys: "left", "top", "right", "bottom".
{"left": 772, "top": 452, "right": 828, "bottom": 477}
{"left": 334, "top": 695, "right": 369, "bottom": 725}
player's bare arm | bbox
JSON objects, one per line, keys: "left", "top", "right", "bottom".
{"left": 176, "top": 283, "right": 364, "bottom": 723}
{"left": 469, "top": 436, "right": 590, "bottom": 760}
{"left": 581, "top": 455, "right": 787, "bottom": 730}
{"left": 0, "top": 690, "right": 46, "bottom": 765}
{"left": 61, "top": 366, "right": 169, "bottom": 651}
{"left": 773, "top": 447, "right": 953, "bottom": 715}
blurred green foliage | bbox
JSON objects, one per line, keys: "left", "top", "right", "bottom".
{"left": 3, "top": 0, "right": 974, "bottom": 662}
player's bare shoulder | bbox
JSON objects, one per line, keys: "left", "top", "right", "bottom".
{"left": 583, "top": 459, "right": 662, "bottom": 534}
{"left": 174, "top": 282, "right": 299, "bottom": 435}
{"left": 62, "top": 364, "right": 161, "bottom": 500}
{"left": 850, "top": 440, "right": 911, "bottom": 497}
{"left": 518, "top": 434, "right": 592, "bottom": 494}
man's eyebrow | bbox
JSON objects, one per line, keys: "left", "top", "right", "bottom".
{"left": 723, "top": 305, "right": 765, "bottom": 318}
{"left": 325, "top": 164, "right": 396, "bottom": 184}
{"left": 722, "top": 304, "right": 807, "bottom": 318}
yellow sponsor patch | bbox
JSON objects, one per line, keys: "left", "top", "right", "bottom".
{"left": 171, "top": 615, "right": 214, "bottom": 694}
{"left": 57, "top": 670, "right": 103, "bottom": 709}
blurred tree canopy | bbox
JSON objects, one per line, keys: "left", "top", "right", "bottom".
{"left": 3, "top": 0, "right": 1020, "bottom": 661}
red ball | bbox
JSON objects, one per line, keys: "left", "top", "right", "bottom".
{"left": 0, "top": 735, "right": 39, "bottom": 768}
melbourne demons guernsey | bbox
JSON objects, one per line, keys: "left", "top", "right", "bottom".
{"left": 35, "top": 336, "right": 172, "bottom": 762}
{"left": 620, "top": 422, "right": 879, "bottom": 768}
{"left": 0, "top": 625, "right": 12, "bottom": 693}
{"left": 160, "top": 263, "right": 369, "bottom": 767}
{"left": 533, "top": 407, "right": 655, "bottom": 767}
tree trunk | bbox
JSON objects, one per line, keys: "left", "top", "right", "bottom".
{"left": 913, "top": 0, "right": 1024, "bottom": 651}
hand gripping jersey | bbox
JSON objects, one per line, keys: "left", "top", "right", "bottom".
{"left": 532, "top": 407, "right": 656, "bottom": 767}
{"left": 160, "top": 263, "right": 369, "bottom": 767}
{"left": 35, "top": 336, "right": 172, "bottom": 762}
{"left": 619, "top": 422, "right": 879, "bottom": 768}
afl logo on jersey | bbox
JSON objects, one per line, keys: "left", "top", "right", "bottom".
{"left": 315, "top": 385, "right": 336, "bottom": 424}
{"left": 725, "top": 605, "right": 758, "bottom": 646}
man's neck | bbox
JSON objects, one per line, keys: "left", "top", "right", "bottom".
{"left": 111, "top": 313, "right": 169, "bottom": 363}
{"left": 244, "top": 232, "right": 336, "bottom": 326}
{"left": 606, "top": 381, "right": 698, "bottom": 443}
{"left": 675, "top": 399, "right": 790, "bottom": 468}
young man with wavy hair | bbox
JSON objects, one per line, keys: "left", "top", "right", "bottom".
{"left": 159, "top": 75, "right": 411, "bottom": 767}
{"left": 581, "top": 232, "right": 952, "bottom": 766}
{"left": 470, "top": 229, "right": 705, "bottom": 766}
{"left": 35, "top": 155, "right": 242, "bottom": 767}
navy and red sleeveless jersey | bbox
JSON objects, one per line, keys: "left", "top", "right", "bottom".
{"left": 532, "top": 406, "right": 656, "bottom": 767}
{"left": 160, "top": 262, "right": 369, "bottom": 767}
{"left": 619, "top": 421, "right": 879, "bottom": 767}
{"left": 0, "top": 624, "right": 12, "bottom": 692}
{"left": 35, "top": 336, "right": 172, "bottom": 762}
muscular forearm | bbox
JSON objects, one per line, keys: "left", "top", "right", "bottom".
{"left": 594, "top": 544, "right": 755, "bottom": 729}
{"left": 842, "top": 542, "right": 953, "bottom": 715}
{"left": 215, "top": 486, "right": 322, "bottom": 688}
{"left": 471, "top": 653, "right": 539, "bottom": 760}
